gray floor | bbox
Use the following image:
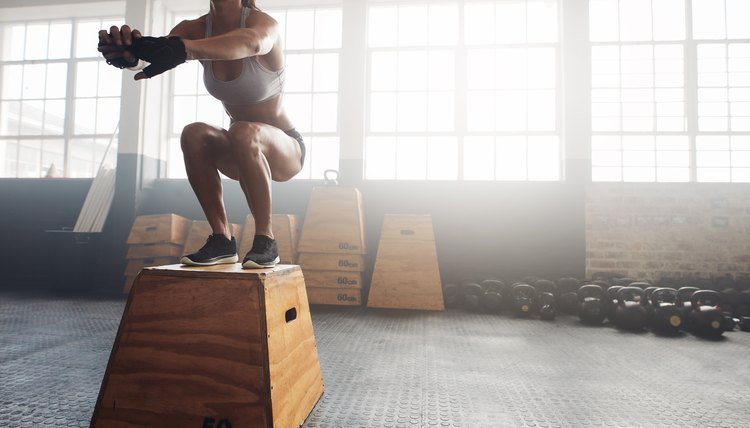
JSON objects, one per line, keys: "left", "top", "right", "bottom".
{"left": 1, "top": 292, "right": 749, "bottom": 428}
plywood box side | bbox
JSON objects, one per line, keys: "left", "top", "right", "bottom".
{"left": 126, "top": 243, "right": 183, "bottom": 259}
{"left": 261, "top": 268, "right": 324, "bottom": 428}
{"left": 302, "top": 270, "right": 363, "bottom": 289}
{"left": 126, "top": 214, "right": 192, "bottom": 245}
{"left": 306, "top": 287, "right": 362, "bottom": 306}
{"left": 297, "top": 253, "right": 366, "bottom": 272}
{"left": 297, "top": 187, "right": 366, "bottom": 255}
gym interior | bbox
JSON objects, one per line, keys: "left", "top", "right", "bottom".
{"left": 1, "top": 0, "right": 749, "bottom": 427}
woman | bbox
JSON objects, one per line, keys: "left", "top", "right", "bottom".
{"left": 98, "top": 0, "right": 304, "bottom": 269}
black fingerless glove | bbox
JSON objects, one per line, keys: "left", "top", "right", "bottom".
{"left": 129, "top": 36, "right": 187, "bottom": 78}
{"left": 98, "top": 41, "right": 139, "bottom": 69}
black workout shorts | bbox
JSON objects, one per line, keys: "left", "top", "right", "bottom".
{"left": 285, "top": 128, "right": 306, "bottom": 166}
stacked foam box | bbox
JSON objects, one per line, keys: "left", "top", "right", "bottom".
{"left": 297, "top": 186, "right": 366, "bottom": 306}
{"left": 124, "top": 214, "right": 191, "bottom": 293}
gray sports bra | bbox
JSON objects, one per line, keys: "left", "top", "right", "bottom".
{"left": 200, "top": 7, "right": 285, "bottom": 105}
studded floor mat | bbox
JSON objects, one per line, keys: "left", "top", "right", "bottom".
{"left": 1, "top": 292, "right": 749, "bottom": 428}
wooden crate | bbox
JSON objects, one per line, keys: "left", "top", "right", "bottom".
{"left": 124, "top": 257, "right": 178, "bottom": 276}
{"left": 126, "top": 214, "right": 191, "bottom": 245}
{"left": 126, "top": 243, "right": 183, "bottom": 259}
{"left": 92, "top": 264, "right": 324, "bottom": 428}
{"left": 239, "top": 214, "right": 299, "bottom": 264}
{"left": 182, "top": 220, "right": 242, "bottom": 255}
{"left": 367, "top": 214, "right": 444, "bottom": 311}
{"left": 306, "top": 287, "right": 362, "bottom": 306}
{"left": 303, "top": 270, "right": 362, "bottom": 289}
{"left": 297, "top": 252, "right": 365, "bottom": 272}
{"left": 297, "top": 187, "right": 366, "bottom": 255}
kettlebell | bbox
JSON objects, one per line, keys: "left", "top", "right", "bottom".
{"left": 641, "top": 286, "right": 659, "bottom": 324}
{"left": 649, "top": 287, "right": 682, "bottom": 334}
{"left": 604, "top": 285, "right": 623, "bottom": 324}
{"left": 615, "top": 286, "right": 648, "bottom": 330}
{"left": 676, "top": 287, "right": 700, "bottom": 330}
{"left": 323, "top": 169, "right": 339, "bottom": 186}
{"left": 689, "top": 290, "right": 724, "bottom": 338}
{"left": 534, "top": 279, "right": 557, "bottom": 321}
{"left": 481, "top": 279, "right": 505, "bottom": 313}
{"left": 557, "top": 277, "right": 581, "bottom": 315}
{"left": 511, "top": 283, "right": 537, "bottom": 317}
{"left": 578, "top": 284, "right": 606, "bottom": 325}
{"left": 459, "top": 280, "right": 484, "bottom": 312}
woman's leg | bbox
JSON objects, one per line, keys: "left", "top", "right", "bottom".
{"left": 221, "top": 121, "right": 303, "bottom": 237}
{"left": 180, "top": 122, "right": 233, "bottom": 238}
{"left": 214, "top": 121, "right": 303, "bottom": 267}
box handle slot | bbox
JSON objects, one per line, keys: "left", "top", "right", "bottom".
{"left": 400, "top": 229, "right": 415, "bottom": 235}
{"left": 145, "top": 226, "right": 158, "bottom": 232}
{"left": 285, "top": 307, "right": 297, "bottom": 323}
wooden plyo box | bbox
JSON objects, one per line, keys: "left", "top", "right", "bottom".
{"left": 297, "top": 187, "right": 366, "bottom": 255}
{"left": 182, "top": 220, "right": 242, "bottom": 255}
{"left": 126, "top": 214, "right": 191, "bottom": 245}
{"left": 367, "top": 214, "right": 444, "bottom": 311}
{"left": 297, "top": 253, "right": 365, "bottom": 272}
{"left": 92, "top": 264, "right": 324, "bottom": 428}
{"left": 306, "top": 287, "right": 362, "bottom": 306}
{"left": 240, "top": 214, "right": 299, "bottom": 264}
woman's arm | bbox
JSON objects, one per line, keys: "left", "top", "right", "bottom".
{"left": 182, "top": 13, "right": 278, "bottom": 61}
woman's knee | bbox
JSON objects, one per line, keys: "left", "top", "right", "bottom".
{"left": 180, "top": 122, "right": 214, "bottom": 154}
{"left": 227, "top": 122, "right": 264, "bottom": 157}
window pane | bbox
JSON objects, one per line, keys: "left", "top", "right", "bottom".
{"left": 527, "top": 0, "right": 557, "bottom": 43}
{"left": 399, "top": 5, "right": 428, "bottom": 47}
{"left": 467, "top": 91, "right": 495, "bottom": 132}
{"left": 74, "top": 98, "right": 97, "bottom": 134}
{"left": 25, "top": 24, "right": 49, "bottom": 60}
{"left": 2, "top": 65, "right": 23, "bottom": 99}
{"left": 396, "top": 137, "right": 427, "bottom": 180}
{"left": 285, "top": 54, "right": 313, "bottom": 92}
{"left": 371, "top": 52, "right": 398, "bottom": 91}
{"left": 0, "top": 102, "right": 21, "bottom": 136}
{"left": 44, "top": 100, "right": 66, "bottom": 135}
{"left": 313, "top": 53, "right": 339, "bottom": 92}
{"left": 314, "top": 9, "right": 342, "bottom": 49}
{"left": 496, "top": 90, "right": 526, "bottom": 131}
{"left": 619, "top": 0, "right": 652, "bottom": 41}
{"left": 285, "top": 10, "right": 315, "bottom": 50}
{"left": 589, "top": 0, "right": 619, "bottom": 42}
{"left": 97, "top": 62, "right": 121, "bottom": 97}
{"left": 285, "top": 93, "right": 312, "bottom": 133}
{"left": 692, "top": 0, "right": 726, "bottom": 40}
{"left": 427, "top": 137, "right": 458, "bottom": 180}
{"left": 76, "top": 62, "right": 99, "bottom": 98}
{"left": 172, "top": 96, "right": 197, "bottom": 133}
{"left": 465, "top": 2, "right": 495, "bottom": 45}
{"left": 96, "top": 98, "right": 119, "bottom": 134}
{"left": 76, "top": 21, "right": 103, "bottom": 58}
{"left": 311, "top": 93, "right": 337, "bottom": 132}
{"left": 429, "top": 4, "right": 458, "bottom": 46}
{"left": 463, "top": 136, "right": 495, "bottom": 180}
{"left": 496, "top": 1, "right": 526, "bottom": 44}
{"left": 174, "top": 61, "right": 199, "bottom": 95}
{"left": 428, "top": 92, "right": 454, "bottom": 132}
{"left": 22, "top": 64, "right": 46, "bottom": 99}
{"left": 20, "top": 100, "right": 44, "bottom": 135}
{"left": 726, "top": 0, "right": 750, "bottom": 38}
{"left": 18, "top": 140, "right": 42, "bottom": 177}
{"left": 397, "top": 92, "right": 428, "bottom": 132}
{"left": 527, "top": 90, "right": 556, "bottom": 131}
{"left": 652, "top": 0, "right": 685, "bottom": 41}
{"left": 368, "top": 6, "right": 397, "bottom": 47}
{"left": 46, "top": 63, "right": 68, "bottom": 99}
{"left": 4, "top": 25, "right": 26, "bottom": 61}
{"left": 370, "top": 92, "right": 397, "bottom": 132}
{"left": 497, "top": 136, "right": 528, "bottom": 180}
{"left": 398, "top": 51, "right": 428, "bottom": 90}
{"left": 48, "top": 23, "right": 72, "bottom": 59}
{"left": 528, "top": 136, "right": 559, "bottom": 180}
{"left": 308, "top": 137, "right": 340, "bottom": 180}
{"left": 366, "top": 137, "right": 396, "bottom": 179}
{"left": 428, "top": 51, "right": 455, "bottom": 90}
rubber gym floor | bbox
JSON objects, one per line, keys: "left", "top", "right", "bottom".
{"left": 1, "top": 291, "right": 749, "bottom": 428}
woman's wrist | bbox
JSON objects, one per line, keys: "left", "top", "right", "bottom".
{"left": 182, "top": 39, "right": 196, "bottom": 61}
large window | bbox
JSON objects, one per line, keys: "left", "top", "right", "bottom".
{"left": 167, "top": 7, "right": 342, "bottom": 179}
{"left": 0, "top": 17, "right": 122, "bottom": 178}
{"left": 365, "top": 0, "right": 561, "bottom": 181}
{"left": 589, "top": 0, "right": 750, "bottom": 183}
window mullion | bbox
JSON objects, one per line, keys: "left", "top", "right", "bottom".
{"left": 456, "top": 2, "right": 467, "bottom": 181}
{"left": 684, "top": 0, "right": 698, "bottom": 182}
{"left": 63, "top": 18, "right": 78, "bottom": 178}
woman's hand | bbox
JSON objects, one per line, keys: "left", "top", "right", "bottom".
{"left": 97, "top": 25, "right": 142, "bottom": 69}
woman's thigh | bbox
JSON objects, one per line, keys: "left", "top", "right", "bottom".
{"left": 216, "top": 122, "right": 303, "bottom": 182}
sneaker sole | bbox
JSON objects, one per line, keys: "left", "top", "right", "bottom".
{"left": 242, "top": 256, "right": 280, "bottom": 269}
{"left": 180, "top": 254, "right": 239, "bottom": 266}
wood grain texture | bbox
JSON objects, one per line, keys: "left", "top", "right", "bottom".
{"left": 124, "top": 257, "right": 178, "bottom": 276}
{"left": 306, "top": 287, "right": 362, "bottom": 306}
{"left": 297, "top": 253, "right": 366, "bottom": 272}
{"left": 262, "top": 268, "right": 324, "bottom": 427}
{"left": 368, "top": 215, "right": 444, "bottom": 311}
{"left": 239, "top": 214, "right": 299, "bottom": 264}
{"left": 302, "top": 270, "right": 362, "bottom": 289}
{"left": 126, "top": 214, "right": 191, "bottom": 245}
{"left": 297, "top": 187, "right": 366, "bottom": 255}
{"left": 92, "top": 264, "right": 323, "bottom": 428}
{"left": 126, "top": 243, "right": 183, "bottom": 259}
{"left": 182, "top": 221, "right": 242, "bottom": 255}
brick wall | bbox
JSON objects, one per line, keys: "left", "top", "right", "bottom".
{"left": 586, "top": 184, "right": 750, "bottom": 282}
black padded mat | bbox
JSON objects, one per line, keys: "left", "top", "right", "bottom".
{"left": 1, "top": 292, "right": 749, "bottom": 427}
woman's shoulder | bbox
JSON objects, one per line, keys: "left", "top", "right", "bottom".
{"left": 169, "top": 14, "right": 208, "bottom": 39}
{"left": 244, "top": 9, "right": 278, "bottom": 30}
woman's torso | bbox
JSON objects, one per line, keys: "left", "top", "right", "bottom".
{"left": 178, "top": 9, "right": 293, "bottom": 130}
